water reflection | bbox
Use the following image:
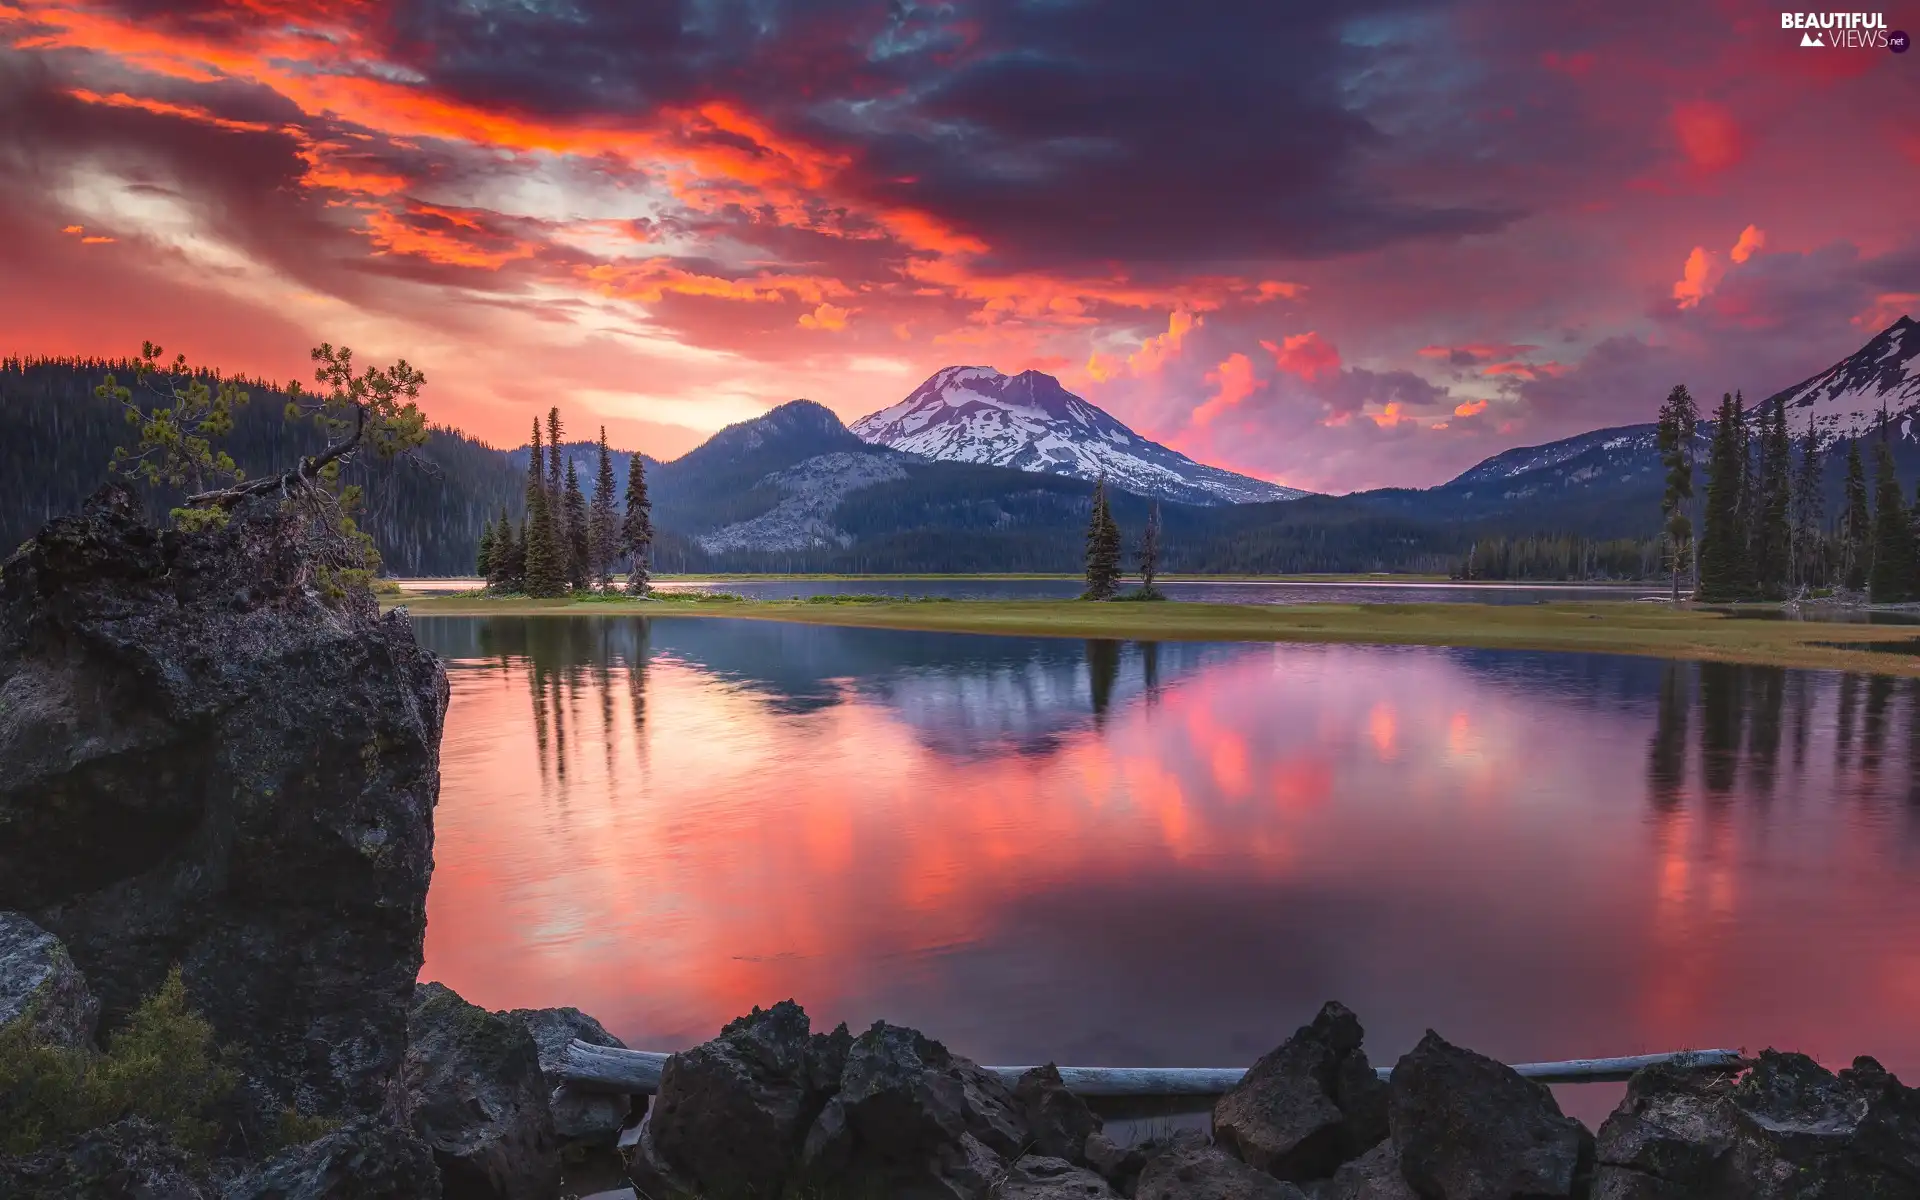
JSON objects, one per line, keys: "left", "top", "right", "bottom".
{"left": 415, "top": 617, "right": 1920, "bottom": 1125}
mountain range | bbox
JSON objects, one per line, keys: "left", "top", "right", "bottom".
{"left": 2, "top": 317, "right": 1914, "bottom": 575}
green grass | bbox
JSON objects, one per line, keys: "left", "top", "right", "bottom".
{"left": 387, "top": 592, "right": 1920, "bottom": 675}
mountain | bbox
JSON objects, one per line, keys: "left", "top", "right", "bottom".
{"left": 850, "top": 366, "right": 1307, "bottom": 506}
{"left": 1772, "top": 315, "right": 1920, "bottom": 439}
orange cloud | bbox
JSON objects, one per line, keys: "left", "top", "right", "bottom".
{"left": 799, "top": 303, "right": 850, "bottom": 331}
{"left": 67, "top": 87, "right": 276, "bottom": 134}
{"left": 1192, "top": 352, "right": 1261, "bottom": 425}
{"left": 1260, "top": 331, "right": 1341, "bottom": 382}
{"left": 1670, "top": 102, "right": 1746, "bottom": 174}
{"left": 1369, "top": 403, "right": 1410, "bottom": 428}
{"left": 1672, "top": 246, "right": 1717, "bottom": 309}
{"left": 1729, "top": 224, "right": 1765, "bottom": 264}
{"left": 60, "top": 224, "right": 83, "bottom": 234}
{"left": 1453, "top": 399, "right": 1489, "bottom": 417}
{"left": 1417, "top": 342, "right": 1537, "bottom": 362}
{"left": 362, "top": 206, "right": 536, "bottom": 270}
{"left": 1127, "top": 309, "right": 1201, "bottom": 375}
{"left": 1254, "top": 280, "right": 1305, "bottom": 301}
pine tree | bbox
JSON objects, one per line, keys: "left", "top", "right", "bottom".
{"left": 1755, "top": 396, "right": 1792, "bottom": 596}
{"left": 1654, "top": 384, "right": 1698, "bottom": 600}
{"left": 526, "top": 416, "right": 545, "bottom": 500}
{"left": 1728, "top": 391, "right": 1756, "bottom": 597}
{"left": 1841, "top": 437, "right": 1871, "bottom": 591}
{"left": 545, "top": 407, "right": 565, "bottom": 500}
{"left": 1789, "top": 412, "right": 1824, "bottom": 589}
{"left": 1698, "top": 392, "right": 1751, "bottom": 601}
{"left": 1082, "top": 477, "right": 1122, "bottom": 599}
{"left": 522, "top": 469, "right": 566, "bottom": 598}
{"left": 562, "top": 458, "right": 590, "bottom": 589}
{"left": 476, "top": 517, "right": 494, "bottom": 579}
{"left": 588, "top": 427, "right": 619, "bottom": 591}
{"left": 622, "top": 453, "right": 654, "bottom": 595}
{"left": 488, "top": 504, "right": 521, "bottom": 591}
{"left": 1138, "top": 501, "right": 1163, "bottom": 597}
{"left": 500, "top": 514, "right": 525, "bottom": 592}
{"left": 1868, "top": 425, "right": 1915, "bottom": 602}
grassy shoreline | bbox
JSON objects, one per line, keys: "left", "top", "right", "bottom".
{"left": 387, "top": 592, "right": 1920, "bottom": 676}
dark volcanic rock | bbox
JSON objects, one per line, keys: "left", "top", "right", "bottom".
{"left": 0, "top": 909, "right": 99, "bottom": 1048}
{"left": 1591, "top": 1062, "right": 1739, "bottom": 1198}
{"left": 1083, "top": 1131, "right": 1150, "bottom": 1197}
{"left": 0, "top": 484, "right": 448, "bottom": 1122}
{"left": 505, "top": 1005, "right": 631, "bottom": 1145}
{"left": 405, "top": 983, "right": 559, "bottom": 1200}
{"left": 224, "top": 1117, "right": 442, "bottom": 1199}
{"left": 1213, "top": 1001, "right": 1390, "bottom": 1181}
{"left": 1305, "top": 1140, "right": 1417, "bottom": 1200}
{"left": 1016, "top": 1063, "right": 1104, "bottom": 1164}
{"left": 797, "top": 1020, "right": 1030, "bottom": 1199}
{"left": 1387, "top": 1030, "right": 1591, "bottom": 1200}
{"left": 1721, "top": 1050, "right": 1920, "bottom": 1198}
{"left": 999, "top": 1154, "right": 1122, "bottom": 1198}
{"left": 637, "top": 1000, "right": 850, "bottom": 1199}
{"left": 1134, "top": 1131, "right": 1309, "bottom": 1200}
{"left": 0, "top": 1117, "right": 212, "bottom": 1199}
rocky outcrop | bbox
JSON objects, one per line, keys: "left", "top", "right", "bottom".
{"left": 1016, "top": 1063, "right": 1105, "bottom": 1165}
{"left": 405, "top": 983, "right": 559, "bottom": 1200}
{"left": 0, "top": 483, "right": 448, "bottom": 1124}
{"left": 1134, "top": 1131, "right": 1308, "bottom": 1200}
{"left": 999, "top": 1154, "right": 1121, "bottom": 1198}
{"left": 0, "top": 1117, "right": 212, "bottom": 1199}
{"left": 1388, "top": 1031, "right": 1592, "bottom": 1200}
{"left": 1213, "top": 1001, "right": 1389, "bottom": 1182}
{"left": 1303, "top": 1140, "right": 1417, "bottom": 1200}
{"left": 225, "top": 1118, "right": 443, "bottom": 1199}
{"left": 505, "top": 1006, "right": 631, "bottom": 1146}
{"left": 0, "top": 910, "right": 99, "bottom": 1049}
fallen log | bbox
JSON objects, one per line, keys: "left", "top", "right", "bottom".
{"left": 557, "top": 1040, "right": 1743, "bottom": 1098}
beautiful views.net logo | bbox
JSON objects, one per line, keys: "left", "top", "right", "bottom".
{"left": 1780, "top": 11, "right": 1905, "bottom": 50}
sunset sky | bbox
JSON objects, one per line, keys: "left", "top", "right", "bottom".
{"left": 2, "top": 1, "right": 1915, "bottom": 492}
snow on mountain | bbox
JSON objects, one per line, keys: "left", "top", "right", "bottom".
{"left": 850, "top": 366, "right": 1307, "bottom": 506}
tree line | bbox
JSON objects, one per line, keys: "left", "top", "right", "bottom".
{"left": 1656, "top": 384, "right": 1919, "bottom": 602}
{"left": 477, "top": 407, "right": 655, "bottom": 597}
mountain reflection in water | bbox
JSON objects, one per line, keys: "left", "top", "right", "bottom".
{"left": 414, "top": 616, "right": 1920, "bottom": 1122}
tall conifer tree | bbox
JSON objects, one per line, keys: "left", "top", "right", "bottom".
{"left": 1082, "top": 477, "right": 1122, "bottom": 599}
{"left": 1655, "top": 384, "right": 1698, "bottom": 600}
{"left": 1755, "top": 396, "right": 1792, "bottom": 596}
{"left": 522, "top": 479, "right": 565, "bottom": 597}
{"left": 476, "top": 517, "right": 494, "bottom": 579}
{"left": 1841, "top": 437, "right": 1871, "bottom": 590}
{"left": 563, "top": 458, "right": 591, "bottom": 589}
{"left": 1138, "top": 502, "right": 1163, "bottom": 597}
{"left": 622, "top": 454, "right": 654, "bottom": 595}
{"left": 1698, "top": 391, "right": 1751, "bottom": 601}
{"left": 1868, "top": 424, "right": 1915, "bottom": 602}
{"left": 588, "top": 427, "right": 619, "bottom": 590}
{"left": 1789, "top": 412, "right": 1825, "bottom": 590}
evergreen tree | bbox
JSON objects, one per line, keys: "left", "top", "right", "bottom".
{"left": 1082, "top": 476, "right": 1122, "bottom": 599}
{"left": 1654, "top": 384, "right": 1698, "bottom": 600}
{"left": 1698, "top": 392, "right": 1752, "bottom": 601}
{"left": 526, "top": 417, "right": 545, "bottom": 500}
{"left": 1138, "top": 501, "right": 1163, "bottom": 597}
{"left": 522, "top": 468, "right": 566, "bottom": 598}
{"left": 1841, "top": 437, "right": 1871, "bottom": 590}
{"left": 588, "top": 426, "right": 619, "bottom": 591}
{"left": 476, "top": 517, "right": 494, "bottom": 579}
{"left": 499, "top": 514, "right": 525, "bottom": 592}
{"left": 1754, "top": 396, "right": 1792, "bottom": 596}
{"left": 487, "top": 504, "right": 521, "bottom": 591}
{"left": 1868, "top": 427, "right": 1915, "bottom": 602}
{"left": 622, "top": 454, "right": 655, "bottom": 595}
{"left": 1789, "top": 412, "right": 1825, "bottom": 589}
{"left": 1728, "top": 391, "right": 1756, "bottom": 596}
{"left": 545, "top": 407, "right": 565, "bottom": 500}
{"left": 563, "top": 458, "right": 591, "bottom": 589}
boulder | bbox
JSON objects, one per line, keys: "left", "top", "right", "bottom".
{"left": 0, "top": 484, "right": 448, "bottom": 1123}
{"left": 999, "top": 1154, "right": 1122, "bottom": 1198}
{"left": 505, "top": 1006, "right": 630, "bottom": 1145}
{"left": 1842, "top": 1056, "right": 1920, "bottom": 1186}
{"left": 0, "top": 910, "right": 99, "bottom": 1048}
{"left": 1083, "top": 1130, "right": 1150, "bottom": 1197}
{"left": 1387, "top": 1030, "right": 1592, "bottom": 1200}
{"left": 1717, "top": 1050, "right": 1920, "bottom": 1198}
{"left": 1134, "top": 1130, "right": 1310, "bottom": 1200}
{"left": 404, "top": 983, "right": 559, "bottom": 1200}
{"left": 637, "top": 1000, "right": 850, "bottom": 1198}
{"left": 224, "top": 1117, "right": 442, "bottom": 1199}
{"left": 1304, "top": 1140, "right": 1418, "bottom": 1200}
{"left": 1015, "top": 1063, "right": 1104, "bottom": 1164}
{"left": 0, "top": 1117, "right": 212, "bottom": 1199}
{"left": 797, "top": 1020, "right": 1030, "bottom": 1199}
{"left": 1591, "top": 1062, "right": 1739, "bottom": 1198}
{"left": 1213, "top": 1001, "right": 1390, "bottom": 1181}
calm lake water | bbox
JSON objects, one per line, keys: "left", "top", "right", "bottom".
{"left": 414, "top": 616, "right": 1920, "bottom": 1123}
{"left": 396, "top": 577, "right": 1653, "bottom": 604}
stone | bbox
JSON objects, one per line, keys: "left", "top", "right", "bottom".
{"left": 1015, "top": 1063, "right": 1104, "bottom": 1164}
{"left": 998, "top": 1154, "right": 1121, "bottom": 1198}
{"left": 0, "top": 484, "right": 448, "bottom": 1123}
{"left": 1842, "top": 1057, "right": 1920, "bottom": 1186}
{"left": 404, "top": 982, "right": 559, "bottom": 1200}
{"left": 641, "top": 999, "right": 850, "bottom": 1199}
{"left": 797, "top": 1020, "right": 1030, "bottom": 1199}
{"left": 1306, "top": 1140, "right": 1417, "bottom": 1200}
{"left": 0, "top": 910, "right": 99, "bottom": 1048}
{"left": 1591, "top": 1062, "right": 1739, "bottom": 1197}
{"left": 0, "top": 1117, "right": 212, "bottom": 1199}
{"left": 1083, "top": 1130, "right": 1150, "bottom": 1196}
{"left": 1213, "top": 1001, "right": 1390, "bottom": 1182}
{"left": 1387, "top": 1030, "right": 1592, "bottom": 1200}
{"left": 1134, "top": 1131, "right": 1310, "bottom": 1200}
{"left": 1717, "top": 1050, "right": 1920, "bottom": 1198}
{"left": 223, "top": 1117, "right": 442, "bottom": 1199}
{"left": 504, "top": 1005, "right": 631, "bottom": 1145}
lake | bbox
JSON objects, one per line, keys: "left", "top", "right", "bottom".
{"left": 413, "top": 616, "right": 1920, "bottom": 1124}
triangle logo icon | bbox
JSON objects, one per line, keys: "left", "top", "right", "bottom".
{"left": 1800, "top": 30, "right": 1824, "bottom": 46}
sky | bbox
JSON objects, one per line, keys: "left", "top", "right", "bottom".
{"left": 1, "top": 1, "right": 1916, "bottom": 493}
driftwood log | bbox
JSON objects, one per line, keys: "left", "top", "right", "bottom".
{"left": 558, "top": 1041, "right": 1744, "bottom": 1100}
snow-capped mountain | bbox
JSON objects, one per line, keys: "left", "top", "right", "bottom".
{"left": 1771, "top": 315, "right": 1920, "bottom": 440}
{"left": 850, "top": 366, "right": 1307, "bottom": 506}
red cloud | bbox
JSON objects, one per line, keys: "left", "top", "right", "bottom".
{"left": 1260, "top": 331, "right": 1341, "bottom": 382}
{"left": 1670, "top": 102, "right": 1746, "bottom": 174}
{"left": 1192, "top": 353, "right": 1262, "bottom": 425}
